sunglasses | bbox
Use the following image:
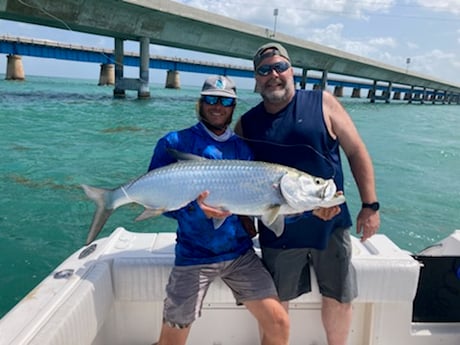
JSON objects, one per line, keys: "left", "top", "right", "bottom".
{"left": 256, "top": 61, "right": 291, "bottom": 76}
{"left": 202, "top": 95, "right": 236, "bottom": 107}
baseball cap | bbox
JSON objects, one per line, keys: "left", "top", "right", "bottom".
{"left": 253, "top": 42, "right": 291, "bottom": 68}
{"left": 200, "top": 75, "right": 237, "bottom": 98}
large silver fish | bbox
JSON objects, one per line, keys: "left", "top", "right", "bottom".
{"left": 82, "top": 153, "right": 345, "bottom": 244}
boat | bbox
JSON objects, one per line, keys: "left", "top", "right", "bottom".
{"left": 0, "top": 227, "right": 459, "bottom": 345}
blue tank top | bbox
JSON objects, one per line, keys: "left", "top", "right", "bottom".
{"left": 240, "top": 90, "right": 352, "bottom": 249}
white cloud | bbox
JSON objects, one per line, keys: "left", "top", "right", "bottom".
{"left": 174, "top": 0, "right": 396, "bottom": 27}
{"left": 416, "top": 0, "right": 460, "bottom": 15}
{"left": 369, "top": 37, "right": 397, "bottom": 48}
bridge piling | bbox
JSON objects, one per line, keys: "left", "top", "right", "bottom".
{"left": 138, "top": 37, "right": 150, "bottom": 99}
{"left": 333, "top": 86, "right": 343, "bottom": 97}
{"left": 165, "top": 70, "right": 180, "bottom": 89}
{"left": 300, "top": 68, "right": 308, "bottom": 90}
{"left": 5, "top": 54, "right": 25, "bottom": 80}
{"left": 98, "top": 63, "right": 114, "bottom": 85}
{"left": 320, "top": 70, "right": 328, "bottom": 90}
{"left": 113, "top": 37, "right": 151, "bottom": 99}
{"left": 113, "top": 38, "right": 125, "bottom": 98}
{"left": 370, "top": 80, "right": 377, "bottom": 103}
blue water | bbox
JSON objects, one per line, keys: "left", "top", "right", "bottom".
{"left": 0, "top": 75, "right": 459, "bottom": 318}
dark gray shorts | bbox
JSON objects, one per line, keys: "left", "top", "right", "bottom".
{"left": 261, "top": 228, "right": 357, "bottom": 303}
{"left": 163, "top": 249, "right": 278, "bottom": 327}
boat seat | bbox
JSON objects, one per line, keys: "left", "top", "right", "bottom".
{"left": 110, "top": 233, "right": 421, "bottom": 305}
{"left": 112, "top": 256, "right": 240, "bottom": 304}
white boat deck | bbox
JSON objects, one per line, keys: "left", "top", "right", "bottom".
{"left": 1, "top": 228, "right": 459, "bottom": 345}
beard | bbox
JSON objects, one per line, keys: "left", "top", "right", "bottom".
{"left": 258, "top": 79, "right": 295, "bottom": 104}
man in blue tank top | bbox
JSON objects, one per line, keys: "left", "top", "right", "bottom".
{"left": 235, "top": 43, "right": 380, "bottom": 345}
{"left": 150, "top": 76, "right": 289, "bottom": 345}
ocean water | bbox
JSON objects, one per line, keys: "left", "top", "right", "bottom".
{"left": 0, "top": 75, "right": 459, "bottom": 318}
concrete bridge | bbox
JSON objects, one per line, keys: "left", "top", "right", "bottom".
{"left": 2, "top": 35, "right": 457, "bottom": 104}
{"left": 1, "top": 0, "right": 460, "bottom": 103}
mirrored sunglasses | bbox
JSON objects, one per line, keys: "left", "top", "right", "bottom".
{"left": 256, "top": 61, "right": 291, "bottom": 76}
{"left": 202, "top": 95, "right": 236, "bottom": 107}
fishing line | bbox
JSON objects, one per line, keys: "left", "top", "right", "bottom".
{"left": 233, "top": 133, "right": 338, "bottom": 179}
{"left": 16, "top": 0, "right": 149, "bottom": 83}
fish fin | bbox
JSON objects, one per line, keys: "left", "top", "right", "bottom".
{"left": 212, "top": 217, "right": 226, "bottom": 229}
{"left": 135, "top": 208, "right": 165, "bottom": 221}
{"left": 261, "top": 205, "right": 282, "bottom": 226}
{"left": 167, "top": 148, "right": 207, "bottom": 161}
{"left": 81, "top": 184, "right": 114, "bottom": 245}
{"left": 262, "top": 215, "right": 286, "bottom": 237}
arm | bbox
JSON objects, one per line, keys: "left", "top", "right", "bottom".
{"left": 323, "top": 91, "right": 380, "bottom": 241}
{"left": 234, "top": 117, "right": 243, "bottom": 137}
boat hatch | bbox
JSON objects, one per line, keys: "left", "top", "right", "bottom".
{"left": 412, "top": 255, "right": 460, "bottom": 322}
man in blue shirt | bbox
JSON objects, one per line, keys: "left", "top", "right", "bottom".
{"left": 236, "top": 43, "right": 380, "bottom": 345}
{"left": 150, "top": 76, "right": 289, "bottom": 345}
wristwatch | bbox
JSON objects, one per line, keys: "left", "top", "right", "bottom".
{"left": 362, "top": 202, "right": 380, "bottom": 211}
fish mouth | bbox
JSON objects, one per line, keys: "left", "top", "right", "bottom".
{"left": 320, "top": 181, "right": 336, "bottom": 200}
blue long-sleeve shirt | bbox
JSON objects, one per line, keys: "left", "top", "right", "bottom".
{"left": 148, "top": 123, "right": 254, "bottom": 266}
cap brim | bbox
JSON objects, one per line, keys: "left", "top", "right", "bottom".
{"left": 201, "top": 90, "right": 237, "bottom": 98}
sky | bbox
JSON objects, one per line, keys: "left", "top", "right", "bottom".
{"left": 0, "top": 0, "right": 459, "bottom": 89}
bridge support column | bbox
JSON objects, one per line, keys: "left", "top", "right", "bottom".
{"left": 5, "top": 54, "right": 25, "bottom": 80}
{"left": 333, "top": 86, "right": 343, "bottom": 97}
{"left": 138, "top": 36, "right": 150, "bottom": 99}
{"left": 443, "top": 91, "right": 448, "bottom": 104}
{"left": 385, "top": 82, "right": 392, "bottom": 103}
{"left": 98, "top": 63, "right": 114, "bottom": 85}
{"left": 165, "top": 70, "right": 180, "bottom": 89}
{"left": 420, "top": 88, "right": 427, "bottom": 104}
{"left": 407, "top": 86, "right": 414, "bottom": 104}
{"left": 430, "top": 90, "right": 437, "bottom": 103}
{"left": 114, "top": 38, "right": 126, "bottom": 98}
{"left": 370, "top": 80, "right": 377, "bottom": 103}
{"left": 351, "top": 88, "right": 361, "bottom": 98}
{"left": 320, "top": 70, "right": 328, "bottom": 90}
{"left": 113, "top": 37, "right": 150, "bottom": 99}
{"left": 300, "top": 68, "right": 308, "bottom": 90}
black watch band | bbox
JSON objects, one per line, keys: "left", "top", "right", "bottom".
{"left": 362, "top": 202, "right": 380, "bottom": 211}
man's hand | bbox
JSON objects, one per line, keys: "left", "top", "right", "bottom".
{"left": 312, "top": 206, "right": 341, "bottom": 221}
{"left": 312, "top": 191, "right": 343, "bottom": 221}
{"left": 356, "top": 208, "right": 380, "bottom": 242}
{"left": 196, "top": 191, "right": 231, "bottom": 219}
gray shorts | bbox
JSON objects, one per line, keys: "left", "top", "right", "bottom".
{"left": 163, "top": 249, "right": 278, "bottom": 327}
{"left": 262, "top": 228, "right": 357, "bottom": 303}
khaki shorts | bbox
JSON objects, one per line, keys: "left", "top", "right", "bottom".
{"left": 262, "top": 228, "right": 357, "bottom": 303}
{"left": 163, "top": 249, "right": 278, "bottom": 327}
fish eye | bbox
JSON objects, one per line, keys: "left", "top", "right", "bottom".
{"left": 314, "top": 178, "right": 322, "bottom": 185}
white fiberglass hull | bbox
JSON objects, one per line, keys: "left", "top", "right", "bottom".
{"left": 0, "top": 228, "right": 459, "bottom": 345}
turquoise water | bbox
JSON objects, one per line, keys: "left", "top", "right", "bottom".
{"left": 1, "top": 75, "right": 459, "bottom": 318}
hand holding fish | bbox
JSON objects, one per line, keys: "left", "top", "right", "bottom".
{"left": 197, "top": 190, "right": 231, "bottom": 219}
{"left": 312, "top": 205, "right": 341, "bottom": 221}
{"left": 312, "top": 191, "right": 343, "bottom": 221}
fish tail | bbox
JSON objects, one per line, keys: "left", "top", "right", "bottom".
{"left": 81, "top": 184, "right": 114, "bottom": 245}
